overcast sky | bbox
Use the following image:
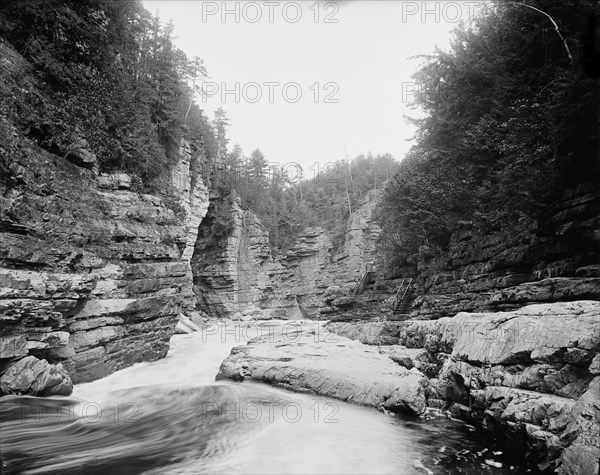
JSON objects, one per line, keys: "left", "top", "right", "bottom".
{"left": 144, "top": 1, "right": 485, "bottom": 173}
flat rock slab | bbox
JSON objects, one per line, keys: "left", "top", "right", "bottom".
{"left": 324, "top": 321, "right": 400, "bottom": 345}
{"left": 217, "top": 322, "right": 427, "bottom": 415}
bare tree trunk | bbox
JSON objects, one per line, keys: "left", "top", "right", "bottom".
{"left": 184, "top": 74, "right": 196, "bottom": 124}
{"left": 345, "top": 183, "right": 352, "bottom": 215}
{"left": 345, "top": 143, "right": 355, "bottom": 194}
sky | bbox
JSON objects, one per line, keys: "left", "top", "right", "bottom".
{"left": 144, "top": 1, "right": 487, "bottom": 174}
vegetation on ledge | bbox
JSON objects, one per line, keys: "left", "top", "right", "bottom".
{"left": 0, "top": 0, "right": 217, "bottom": 192}
{"left": 375, "top": 0, "right": 599, "bottom": 275}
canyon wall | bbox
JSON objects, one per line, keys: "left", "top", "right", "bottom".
{"left": 0, "top": 112, "right": 209, "bottom": 393}
{"left": 192, "top": 192, "right": 384, "bottom": 320}
{"left": 191, "top": 193, "right": 335, "bottom": 320}
{"left": 189, "top": 177, "right": 599, "bottom": 324}
{"left": 318, "top": 183, "right": 600, "bottom": 472}
{"left": 260, "top": 227, "right": 333, "bottom": 318}
{"left": 327, "top": 181, "right": 600, "bottom": 323}
{"left": 337, "top": 189, "right": 382, "bottom": 281}
{"left": 410, "top": 182, "right": 600, "bottom": 319}
{"left": 192, "top": 195, "right": 272, "bottom": 319}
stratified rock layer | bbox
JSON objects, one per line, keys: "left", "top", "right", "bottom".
{"left": 1, "top": 106, "right": 209, "bottom": 389}
{"left": 195, "top": 182, "right": 599, "bottom": 324}
{"left": 193, "top": 192, "right": 384, "bottom": 319}
{"left": 260, "top": 227, "right": 334, "bottom": 318}
{"left": 341, "top": 190, "right": 382, "bottom": 274}
{"left": 0, "top": 355, "right": 72, "bottom": 396}
{"left": 327, "top": 301, "right": 600, "bottom": 474}
{"left": 410, "top": 182, "right": 600, "bottom": 319}
{"left": 192, "top": 196, "right": 273, "bottom": 318}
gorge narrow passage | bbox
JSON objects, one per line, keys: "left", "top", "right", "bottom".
{"left": 1, "top": 322, "right": 517, "bottom": 474}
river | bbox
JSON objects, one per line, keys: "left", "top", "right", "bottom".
{"left": 1, "top": 321, "right": 521, "bottom": 474}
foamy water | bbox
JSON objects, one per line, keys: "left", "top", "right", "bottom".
{"left": 1, "top": 321, "right": 518, "bottom": 474}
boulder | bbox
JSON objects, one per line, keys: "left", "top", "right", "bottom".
{"left": 217, "top": 321, "right": 427, "bottom": 415}
{"left": 63, "top": 138, "right": 98, "bottom": 173}
{"left": 378, "top": 345, "right": 441, "bottom": 377}
{"left": 0, "top": 356, "right": 73, "bottom": 396}
{"left": 97, "top": 172, "right": 132, "bottom": 190}
{"left": 325, "top": 321, "right": 401, "bottom": 345}
{"left": 397, "top": 301, "right": 600, "bottom": 367}
{"left": 0, "top": 335, "right": 28, "bottom": 359}
{"left": 395, "top": 301, "right": 600, "bottom": 474}
{"left": 556, "top": 377, "right": 600, "bottom": 475}
{"left": 448, "top": 301, "right": 600, "bottom": 366}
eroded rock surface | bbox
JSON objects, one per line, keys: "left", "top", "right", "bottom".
{"left": 1, "top": 105, "right": 209, "bottom": 390}
{"left": 217, "top": 321, "right": 427, "bottom": 415}
{"left": 325, "top": 321, "right": 400, "bottom": 345}
{"left": 338, "top": 190, "right": 382, "bottom": 281}
{"left": 193, "top": 196, "right": 273, "bottom": 318}
{"left": 260, "top": 227, "right": 334, "bottom": 318}
{"left": 410, "top": 182, "right": 600, "bottom": 319}
{"left": 0, "top": 356, "right": 72, "bottom": 396}
{"left": 193, "top": 192, "right": 384, "bottom": 320}
{"left": 328, "top": 301, "right": 600, "bottom": 474}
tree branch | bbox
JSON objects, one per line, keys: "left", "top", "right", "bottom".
{"left": 508, "top": 2, "right": 574, "bottom": 65}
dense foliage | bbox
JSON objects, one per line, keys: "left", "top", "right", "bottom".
{"left": 0, "top": 0, "right": 217, "bottom": 190}
{"left": 211, "top": 128, "right": 399, "bottom": 254}
{"left": 376, "top": 0, "right": 599, "bottom": 275}
{"left": 10, "top": 0, "right": 592, "bottom": 268}
{"left": 290, "top": 153, "right": 397, "bottom": 252}
{"left": 0, "top": 0, "right": 400, "bottom": 255}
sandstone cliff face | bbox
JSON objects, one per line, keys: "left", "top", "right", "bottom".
{"left": 191, "top": 179, "right": 599, "bottom": 327}
{"left": 268, "top": 181, "right": 600, "bottom": 325}
{"left": 193, "top": 196, "right": 273, "bottom": 318}
{"left": 171, "top": 140, "right": 210, "bottom": 264}
{"left": 410, "top": 182, "right": 600, "bottom": 319}
{"left": 192, "top": 192, "right": 383, "bottom": 319}
{"left": 260, "top": 227, "right": 333, "bottom": 318}
{"left": 262, "top": 193, "right": 385, "bottom": 319}
{"left": 0, "top": 121, "right": 209, "bottom": 390}
{"left": 337, "top": 190, "right": 382, "bottom": 281}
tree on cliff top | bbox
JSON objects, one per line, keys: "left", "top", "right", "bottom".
{"left": 375, "top": 0, "right": 599, "bottom": 275}
{"left": 0, "top": 0, "right": 217, "bottom": 191}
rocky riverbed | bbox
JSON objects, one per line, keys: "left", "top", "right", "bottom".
{"left": 217, "top": 301, "right": 600, "bottom": 475}
{"left": 217, "top": 321, "right": 428, "bottom": 415}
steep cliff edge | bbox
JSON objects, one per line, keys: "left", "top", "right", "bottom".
{"left": 258, "top": 226, "right": 333, "bottom": 319}
{"left": 0, "top": 133, "right": 208, "bottom": 390}
{"left": 192, "top": 193, "right": 335, "bottom": 319}
{"left": 326, "top": 181, "right": 600, "bottom": 322}
{"left": 337, "top": 189, "right": 382, "bottom": 281}
{"left": 407, "top": 181, "right": 600, "bottom": 319}
{"left": 192, "top": 195, "right": 272, "bottom": 319}
{"left": 192, "top": 192, "right": 383, "bottom": 319}
{"left": 1, "top": 75, "right": 209, "bottom": 394}
{"left": 191, "top": 179, "right": 599, "bottom": 324}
